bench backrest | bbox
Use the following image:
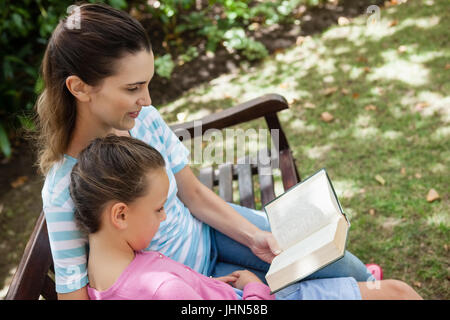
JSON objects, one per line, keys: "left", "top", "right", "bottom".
{"left": 5, "top": 94, "right": 299, "bottom": 300}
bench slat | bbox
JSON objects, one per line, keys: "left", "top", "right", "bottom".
{"left": 257, "top": 149, "right": 276, "bottom": 206}
{"left": 279, "top": 149, "right": 299, "bottom": 191}
{"left": 237, "top": 164, "right": 255, "bottom": 209}
{"left": 218, "top": 163, "right": 233, "bottom": 203}
{"left": 198, "top": 167, "right": 214, "bottom": 190}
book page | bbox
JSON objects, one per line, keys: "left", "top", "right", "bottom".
{"left": 264, "top": 170, "right": 340, "bottom": 250}
{"left": 265, "top": 215, "right": 348, "bottom": 292}
{"left": 268, "top": 219, "right": 338, "bottom": 273}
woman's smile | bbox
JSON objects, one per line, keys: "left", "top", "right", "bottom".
{"left": 127, "top": 111, "right": 140, "bottom": 118}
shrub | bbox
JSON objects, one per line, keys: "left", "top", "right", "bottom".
{"left": 0, "top": 0, "right": 331, "bottom": 158}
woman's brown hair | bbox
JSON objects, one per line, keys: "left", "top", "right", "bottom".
{"left": 69, "top": 135, "right": 165, "bottom": 235}
{"left": 34, "top": 3, "right": 152, "bottom": 175}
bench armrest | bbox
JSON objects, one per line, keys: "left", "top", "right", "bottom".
{"left": 169, "top": 93, "right": 289, "bottom": 138}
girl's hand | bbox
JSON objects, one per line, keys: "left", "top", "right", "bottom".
{"left": 228, "top": 270, "right": 263, "bottom": 290}
{"left": 213, "top": 275, "right": 238, "bottom": 284}
{"left": 249, "top": 230, "right": 282, "bottom": 264}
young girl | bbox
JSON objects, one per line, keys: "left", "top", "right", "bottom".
{"left": 69, "top": 135, "right": 422, "bottom": 300}
{"left": 37, "top": 2, "right": 374, "bottom": 299}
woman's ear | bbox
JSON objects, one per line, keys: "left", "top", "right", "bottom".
{"left": 65, "top": 75, "right": 92, "bottom": 102}
{"left": 109, "top": 202, "right": 129, "bottom": 230}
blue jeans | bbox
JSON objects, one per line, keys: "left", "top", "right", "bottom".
{"left": 207, "top": 202, "right": 373, "bottom": 283}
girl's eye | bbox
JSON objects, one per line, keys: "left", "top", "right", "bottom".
{"left": 157, "top": 207, "right": 164, "bottom": 213}
{"left": 127, "top": 87, "right": 139, "bottom": 92}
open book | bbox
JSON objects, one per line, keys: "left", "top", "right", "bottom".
{"left": 264, "top": 168, "right": 350, "bottom": 293}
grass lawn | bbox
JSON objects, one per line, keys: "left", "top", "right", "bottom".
{"left": 159, "top": 0, "right": 449, "bottom": 299}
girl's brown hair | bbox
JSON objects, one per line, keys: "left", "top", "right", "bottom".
{"left": 69, "top": 135, "right": 165, "bottom": 235}
{"left": 34, "top": 3, "right": 152, "bottom": 175}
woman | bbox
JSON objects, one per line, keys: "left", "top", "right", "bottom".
{"left": 35, "top": 3, "right": 373, "bottom": 300}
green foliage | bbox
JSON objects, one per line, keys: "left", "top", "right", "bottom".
{"left": 0, "top": 0, "right": 127, "bottom": 158}
{"left": 0, "top": 123, "right": 11, "bottom": 158}
{"left": 145, "top": 0, "right": 308, "bottom": 69}
{"left": 179, "top": 47, "right": 199, "bottom": 64}
{"left": 223, "top": 28, "right": 268, "bottom": 60}
{"left": 0, "top": 0, "right": 330, "bottom": 158}
{"left": 154, "top": 53, "right": 176, "bottom": 79}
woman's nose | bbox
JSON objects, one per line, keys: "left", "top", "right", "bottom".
{"left": 138, "top": 89, "right": 152, "bottom": 106}
{"left": 160, "top": 210, "right": 167, "bottom": 222}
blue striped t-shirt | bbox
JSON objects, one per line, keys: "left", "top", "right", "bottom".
{"left": 42, "top": 106, "right": 211, "bottom": 293}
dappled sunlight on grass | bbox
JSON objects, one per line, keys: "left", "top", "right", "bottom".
{"left": 388, "top": 105, "right": 407, "bottom": 119}
{"left": 369, "top": 57, "right": 430, "bottom": 86}
{"left": 415, "top": 93, "right": 450, "bottom": 122}
{"left": 344, "top": 207, "right": 358, "bottom": 220}
{"left": 332, "top": 179, "right": 362, "bottom": 200}
{"left": 427, "top": 212, "right": 450, "bottom": 228}
{"left": 399, "top": 15, "right": 440, "bottom": 30}
{"left": 431, "top": 126, "right": 450, "bottom": 141}
{"left": 354, "top": 114, "right": 373, "bottom": 128}
{"left": 368, "top": 55, "right": 429, "bottom": 86}
{"left": 377, "top": 216, "right": 406, "bottom": 232}
{"left": 289, "top": 118, "right": 318, "bottom": 133}
{"left": 352, "top": 126, "right": 380, "bottom": 140}
{"left": 351, "top": 114, "right": 383, "bottom": 140}
{"left": 407, "top": 50, "right": 446, "bottom": 64}
{"left": 159, "top": 0, "right": 449, "bottom": 299}
{"left": 387, "top": 157, "right": 402, "bottom": 168}
{"left": 382, "top": 130, "right": 403, "bottom": 140}
{"left": 429, "top": 162, "right": 446, "bottom": 174}
{"left": 303, "top": 143, "right": 334, "bottom": 160}
{"left": 328, "top": 129, "right": 349, "bottom": 140}
{"left": 184, "top": 108, "right": 212, "bottom": 122}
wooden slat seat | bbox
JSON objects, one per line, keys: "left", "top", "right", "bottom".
{"left": 197, "top": 148, "right": 282, "bottom": 209}
{"left": 5, "top": 93, "right": 299, "bottom": 300}
{"left": 218, "top": 163, "right": 233, "bottom": 203}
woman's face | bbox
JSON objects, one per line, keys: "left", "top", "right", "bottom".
{"left": 88, "top": 49, "right": 155, "bottom": 132}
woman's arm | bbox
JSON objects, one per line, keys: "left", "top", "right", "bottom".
{"left": 175, "top": 165, "right": 281, "bottom": 263}
{"left": 57, "top": 286, "right": 89, "bottom": 300}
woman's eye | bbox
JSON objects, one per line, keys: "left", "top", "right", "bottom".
{"left": 127, "top": 87, "right": 139, "bottom": 92}
{"left": 157, "top": 207, "right": 164, "bottom": 213}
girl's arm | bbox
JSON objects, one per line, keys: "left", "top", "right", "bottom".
{"left": 228, "top": 270, "right": 275, "bottom": 300}
{"left": 153, "top": 275, "right": 272, "bottom": 300}
{"left": 242, "top": 282, "right": 274, "bottom": 300}
{"left": 153, "top": 279, "right": 205, "bottom": 300}
{"left": 175, "top": 165, "right": 281, "bottom": 263}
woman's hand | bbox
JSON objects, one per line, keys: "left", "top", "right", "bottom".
{"left": 249, "top": 230, "right": 282, "bottom": 264}
{"left": 228, "top": 270, "right": 263, "bottom": 290}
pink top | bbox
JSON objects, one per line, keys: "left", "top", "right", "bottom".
{"left": 87, "top": 251, "right": 275, "bottom": 300}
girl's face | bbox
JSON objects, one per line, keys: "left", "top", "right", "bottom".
{"left": 88, "top": 49, "right": 155, "bottom": 132}
{"left": 125, "top": 168, "right": 169, "bottom": 251}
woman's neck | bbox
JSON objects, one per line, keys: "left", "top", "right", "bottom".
{"left": 65, "top": 104, "right": 129, "bottom": 158}
{"left": 87, "top": 231, "right": 135, "bottom": 291}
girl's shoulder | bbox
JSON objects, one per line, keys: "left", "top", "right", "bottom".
{"left": 42, "top": 155, "right": 77, "bottom": 209}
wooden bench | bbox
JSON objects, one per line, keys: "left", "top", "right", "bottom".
{"left": 5, "top": 93, "right": 300, "bottom": 300}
